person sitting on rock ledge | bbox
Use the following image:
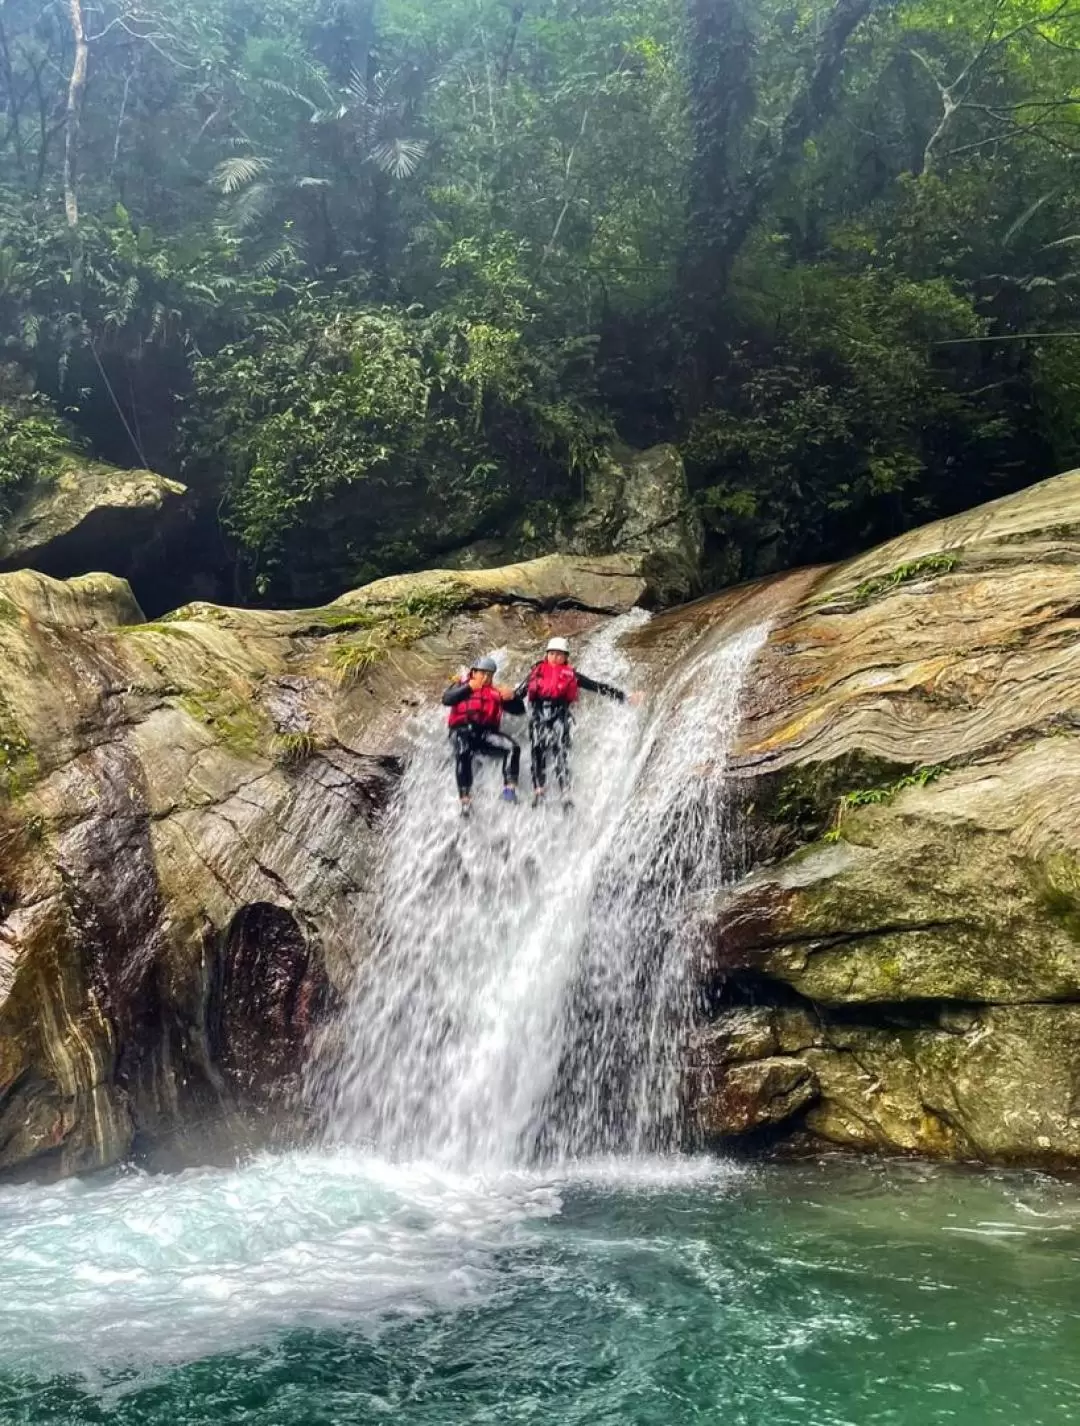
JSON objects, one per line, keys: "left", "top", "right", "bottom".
{"left": 442, "top": 656, "right": 525, "bottom": 816}
{"left": 515, "top": 637, "right": 641, "bottom": 809}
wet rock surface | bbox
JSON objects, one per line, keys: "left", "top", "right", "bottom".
{"left": 10, "top": 459, "right": 1080, "bottom": 1175}
{"left": 0, "top": 554, "right": 647, "bottom": 1180}
{"left": 675, "top": 467, "right": 1080, "bottom": 1165}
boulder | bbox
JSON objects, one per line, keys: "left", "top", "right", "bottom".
{"left": 440, "top": 444, "right": 704, "bottom": 605}
{"left": 563, "top": 444, "right": 703, "bottom": 604}
{"left": 687, "top": 1014, "right": 819, "bottom": 1137}
{"left": 0, "top": 458, "right": 187, "bottom": 584}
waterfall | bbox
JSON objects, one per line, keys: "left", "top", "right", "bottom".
{"left": 321, "top": 615, "right": 768, "bottom": 1168}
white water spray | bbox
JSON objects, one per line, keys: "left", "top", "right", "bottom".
{"left": 322, "top": 616, "right": 768, "bottom": 1168}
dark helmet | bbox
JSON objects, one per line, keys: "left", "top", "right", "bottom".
{"left": 471, "top": 656, "right": 498, "bottom": 674}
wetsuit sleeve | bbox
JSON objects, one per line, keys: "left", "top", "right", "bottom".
{"left": 500, "top": 691, "right": 526, "bottom": 716}
{"left": 576, "top": 672, "right": 626, "bottom": 702}
{"left": 442, "top": 682, "right": 472, "bottom": 707}
{"left": 513, "top": 665, "right": 538, "bottom": 702}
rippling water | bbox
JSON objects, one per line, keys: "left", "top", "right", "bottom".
{"left": 1, "top": 1150, "right": 1078, "bottom": 1424}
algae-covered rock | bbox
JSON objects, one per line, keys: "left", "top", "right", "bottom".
{"left": 0, "top": 553, "right": 649, "bottom": 1180}
{"left": 693, "top": 1001, "right": 1080, "bottom": 1164}
{"left": 564, "top": 444, "right": 703, "bottom": 604}
{"left": 680, "top": 465, "right": 1080, "bottom": 1166}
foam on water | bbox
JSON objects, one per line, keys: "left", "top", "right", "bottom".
{"left": 0, "top": 612, "right": 770, "bottom": 1393}
{"left": 0, "top": 1148, "right": 739, "bottom": 1379}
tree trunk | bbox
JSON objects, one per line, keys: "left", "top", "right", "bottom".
{"left": 63, "top": 0, "right": 89, "bottom": 241}
{"left": 682, "top": 0, "right": 888, "bottom": 402}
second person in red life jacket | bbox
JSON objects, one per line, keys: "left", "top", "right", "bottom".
{"left": 441, "top": 656, "right": 525, "bottom": 816}
{"left": 514, "top": 637, "right": 637, "bottom": 808}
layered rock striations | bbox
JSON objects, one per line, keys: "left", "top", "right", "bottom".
{"left": 8, "top": 459, "right": 1080, "bottom": 1178}
{"left": 683, "top": 467, "right": 1080, "bottom": 1165}
{"left": 0, "top": 555, "right": 647, "bottom": 1180}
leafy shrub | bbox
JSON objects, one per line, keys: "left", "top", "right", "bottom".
{"left": 0, "top": 397, "right": 73, "bottom": 514}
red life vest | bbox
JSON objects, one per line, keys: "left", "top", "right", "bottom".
{"left": 527, "top": 661, "right": 579, "bottom": 704}
{"left": 447, "top": 682, "right": 504, "bottom": 730}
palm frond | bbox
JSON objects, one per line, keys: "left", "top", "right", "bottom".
{"left": 256, "top": 243, "right": 299, "bottom": 275}
{"left": 369, "top": 137, "right": 427, "bottom": 178}
{"left": 309, "top": 105, "right": 349, "bottom": 124}
{"left": 346, "top": 67, "right": 370, "bottom": 106}
{"left": 259, "top": 77, "right": 318, "bottom": 111}
{"left": 211, "top": 155, "right": 272, "bottom": 194}
{"left": 222, "top": 182, "right": 276, "bottom": 233}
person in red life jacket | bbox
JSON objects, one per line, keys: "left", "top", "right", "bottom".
{"left": 514, "top": 637, "right": 638, "bottom": 808}
{"left": 441, "top": 656, "right": 525, "bottom": 815}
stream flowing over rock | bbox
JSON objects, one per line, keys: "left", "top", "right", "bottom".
{"left": 0, "top": 554, "right": 648, "bottom": 1178}
{"left": 5, "top": 468, "right": 1080, "bottom": 1179}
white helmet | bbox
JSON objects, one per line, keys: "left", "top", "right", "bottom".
{"left": 546, "top": 637, "right": 570, "bottom": 654}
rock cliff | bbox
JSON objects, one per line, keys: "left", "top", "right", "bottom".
{"left": 7, "top": 461, "right": 1080, "bottom": 1180}
{"left": 0, "top": 555, "right": 647, "bottom": 1179}
{"left": 677, "top": 467, "right": 1080, "bottom": 1166}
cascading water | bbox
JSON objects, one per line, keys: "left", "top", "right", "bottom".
{"left": 6, "top": 612, "right": 1080, "bottom": 1426}
{"left": 321, "top": 614, "right": 769, "bottom": 1168}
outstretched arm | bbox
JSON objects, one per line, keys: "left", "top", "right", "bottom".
{"left": 576, "top": 672, "right": 626, "bottom": 702}
{"left": 442, "top": 681, "right": 472, "bottom": 707}
{"left": 500, "top": 689, "right": 526, "bottom": 716}
{"left": 513, "top": 665, "right": 538, "bottom": 702}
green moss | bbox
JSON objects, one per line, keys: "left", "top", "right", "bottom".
{"left": 178, "top": 688, "right": 266, "bottom": 759}
{"left": 1033, "top": 856, "right": 1080, "bottom": 944}
{"left": 849, "top": 552, "right": 960, "bottom": 607}
{"left": 332, "top": 640, "right": 386, "bottom": 683}
{"left": 157, "top": 603, "right": 233, "bottom": 625}
{"left": 329, "top": 582, "right": 472, "bottom": 685}
{"left": 0, "top": 693, "right": 38, "bottom": 800}
{"left": 760, "top": 753, "right": 907, "bottom": 844}
{"left": 0, "top": 598, "right": 20, "bottom": 625}
{"left": 117, "top": 621, "right": 200, "bottom": 637}
{"left": 312, "top": 609, "right": 382, "bottom": 634}
{"left": 396, "top": 583, "right": 472, "bottom": 622}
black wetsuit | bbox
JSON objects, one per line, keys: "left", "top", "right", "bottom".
{"left": 441, "top": 682, "right": 525, "bottom": 795}
{"left": 514, "top": 667, "right": 625, "bottom": 796}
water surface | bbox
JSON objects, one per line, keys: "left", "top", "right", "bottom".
{"left": 1, "top": 1151, "right": 1077, "bottom": 1424}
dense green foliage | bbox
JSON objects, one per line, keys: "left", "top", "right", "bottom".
{"left": 0, "top": 0, "right": 1078, "bottom": 598}
{"left": 0, "top": 385, "right": 73, "bottom": 516}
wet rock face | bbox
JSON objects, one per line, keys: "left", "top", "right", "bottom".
{"left": 565, "top": 444, "right": 703, "bottom": 605}
{"left": 680, "top": 467, "right": 1080, "bottom": 1165}
{"left": 213, "top": 904, "right": 331, "bottom": 1103}
{"left": 0, "top": 555, "right": 648, "bottom": 1181}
